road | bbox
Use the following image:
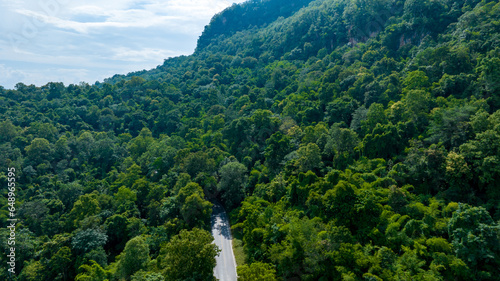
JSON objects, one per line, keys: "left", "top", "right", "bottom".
{"left": 212, "top": 203, "right": 238, "bottom": 281}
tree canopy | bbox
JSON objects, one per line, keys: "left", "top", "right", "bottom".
{"left": 1, "top": 0, "right": 500, "bottom": 280}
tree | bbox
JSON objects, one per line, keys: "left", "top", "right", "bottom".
{"left": 479, "top": 56, "right": 500, "bottom": 94}
{"left": 323, "top": 180, "right": 357, "bottom": 227}
{"left": 114, "top": 186, "right": 139, "bottom": 215}
{"left": 54, "top": 135, "right": 71, "bottom": 162}
{"left": 427, "top": 105, "right": 475, "bottom": 148}
{"left": 105, "top": 214, "right": 129, "bottom": 255}
{"left": 25, "top": 138, "right": 53, "bottom": 166}
{"left": 26, "top": 122, "right": 58, "bottom": 142}
{"left": 325, "top": 96, "right": 359, "bottom": 125}
{"left": 77, "top": 131, "right": 95, "bottom": 162}
{"left": 324, "top": 125, "right": 359, "bottom": 169}
{"left": 180, "top": 193, "right": 213, "bottom": 230}
{"left": 250, "top": 109, "right": 280, "bottom": 144}
{"left": 296, "top": 143, "right": 322, "bottom": 173}
{"left": 363, "top": 122, "right": 404, "bottom": 159}
{"left": 69, "top": 193, "right": 101, "bottom": 228}
{"left": 402, "top": 70, "right": 430, "bottom": 91}
{"left": 58, "top": 182, "right": 84, "bottom": 209}
{"left": 72, "top": 228, "right": 108, "bottom": 254}
{"left": 218, "top": 161, "right": 248, "bottom": 209}
{"left": 159, "top": 228, "right": 220, "bottom": 281}
{"left": 48, "top": 246, "right": 73, "bottom": 281}
{"left": 403, "top": 90, "right": 431, "bottom": 126}
{"left": 177, "top": 182, "right": 204, "bottom": 204}
{"left": 264, "top": 132, "right": 294, "bottom": 172}
{"left": 46, "top": 82, "right": 66, "bottom": 100}
{"left": 361, "top": 103, "right": 388, "bottom": 135}
{"left": 0, "top": 120, "right": 18, "bottom": 143}
{"left": 93, "top": 136, "right": 116, "bottom": 171}
{"left": 82, "top": 247, "right": 108, "bottom": 269}
{"left": 237, "top": 262, "right": 277, "bottom": 281}
{"left": 18, "top": 260, "right": 45, "bottom": 281}
{"left": 181, "top": 151, "right": 216, "bottom": 177}
{"left": 350, "top": 106, "right": 368, "bottom": 133}
{"left": 18, "top": 200, "right": 48, "bottom": 235}
{"left": 459, "top": 126, "right": 500, "bottom": 198}
{"left": 117, "top": 236, "right": 150, "bottom": 280}
{"left": 448, "top": 204, "right": 500, "bottom": 278}
{"left": 131, "top": 271, "right": 165, "bottom": 281}
{"left": 445, "top": 151, "right": 472, "bottom": 193}
{"left": 75, "top": 261, "right": 110, "bottom": 281}
{"left": 128, "top": 128, "right": 154, "bottom": 160}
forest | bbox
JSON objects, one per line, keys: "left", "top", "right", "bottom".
{"left": 1, "top": 0, "right": 500, "bottom": 280}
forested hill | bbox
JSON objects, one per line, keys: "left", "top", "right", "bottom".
{"left": 196, "top": 0, "right": 316, "bottom": 51}
{"left": 1, "top": 0, "right": 500, "bottom": 280}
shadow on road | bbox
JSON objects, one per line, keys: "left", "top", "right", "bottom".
{"left": 211, "top": 203, "right": 233, "bottom": 240}
{"left": 211, "top": 201, "right": 238, "bottom": 281}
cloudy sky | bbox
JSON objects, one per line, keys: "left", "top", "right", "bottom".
{"left": 0, "top": 0, "right": 245, "bottom": 89}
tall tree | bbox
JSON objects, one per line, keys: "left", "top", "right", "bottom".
{"left": 117, "top": 236, "right": 150, "bottom": 280}
{"left": 159, "top": 228, "right": 220, "bottom": 281}
{"left": 218, "top": 161, "right": 248, "bottom": 209}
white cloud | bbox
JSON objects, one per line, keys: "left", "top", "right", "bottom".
{"left": 112, "top": 47, "right": 178, "bottom": 62}
{"left": 14, "top": 8, "right": 181, "bottom": 34}
{"left": 0, "top": 0, "right": 246, "bottom": 89}
{"left": 0, "top": 63, "right": 91, "bottom": 87}
{"left": 0, "top": 64, "right": 27, "bottom": 86}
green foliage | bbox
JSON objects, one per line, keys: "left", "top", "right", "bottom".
{"left": 180, "top": 192, "right": 213, "bottom": 229}
{"left": 0, "top": 119, "right": 19, "bottom": 143}
{"left": 323, "top": 180, "right": 357, "bottom": 227}
{"left": 296, "top": 143, "right": 322, "bottom": 173}
{"left": 70, "top": 192, "right": 101, "bottom": 228}
{"left": 159, "top": 228, "right": 220, "bottom": 281}
{"left": 25, "top": 138, "right": 52, "bottom": 166}
{"left": 72, "top": 228, "right": 108, "bottom": 254}
{"left": 237, "top": 262, "right": 277, "bottom": 281}
{"left": 131, "top": 271, "right": 165, "bottom": 281}
{"left": 48, "top": 246, "right": 73, "bottom": 281}
{"left": 75, "top": 260, "right": 111, "bottom": 281}
{"left": 264, "top": 131, "right": 294, "bottom": 172}
{"left": 116, "top": 236, "right": 151, "bottom": 279}
{"left": 448, "top": 204, "right": 500, "bottom": 276}
{"left": 1, "top": 0, "right": 500, "bottom": 279}
{"left": 218, "top": 161, "right": 248, "bottom": 209}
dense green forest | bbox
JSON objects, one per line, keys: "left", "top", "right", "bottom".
{"left": 1, "top": 0, "right": 500, "bottom": 280}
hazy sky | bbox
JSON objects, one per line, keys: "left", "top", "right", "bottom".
{"left": 0, "top": 0, "right": 245, "bottom": 89}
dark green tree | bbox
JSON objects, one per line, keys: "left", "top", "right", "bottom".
{"left": 159, "top": 228, "right": 220, "bottom": 281}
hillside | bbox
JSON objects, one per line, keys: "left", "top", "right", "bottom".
{"left": 1, "top": 0, "right": 500, "bottom": 280}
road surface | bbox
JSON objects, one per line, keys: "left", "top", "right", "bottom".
{"left": 212, "top": 203, "right": 238, "bottom": 281}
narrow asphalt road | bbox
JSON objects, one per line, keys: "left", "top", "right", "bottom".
{"left": 212, "top": 203, "right": 238, "bottom": 281}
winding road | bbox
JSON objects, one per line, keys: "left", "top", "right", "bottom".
{"left": 212, "top": 203, "right": 238, "bottom": 281}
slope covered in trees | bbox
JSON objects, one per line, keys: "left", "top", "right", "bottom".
{"left": 1, "top": 0, "right": 500, "bottom": 280}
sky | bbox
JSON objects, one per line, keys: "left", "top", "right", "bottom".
{"left": 0, "top": 0, "right": 246, "bottom": 89}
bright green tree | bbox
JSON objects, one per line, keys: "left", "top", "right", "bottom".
{"left": 296, "top": 143, "right": 321, "bottom": 173}
{"left": 448, "top": 204, "right": 500, "bottom": 278}
{"left": 323, "top": 180, "right": 357, "bottom": 227}
{"left": 75, "top": 261, "right": 110, "bottom": 281}
{"left": 69, "top": 193, "right": 101, "bottom": 228}
{"left": 117, "top": 236, "right": 150, "bottom": 280}
{"left": 0, "top": 120, "right": 18, "bottom": 143}
{"left": 25, "top": 138, "right": 53, "bottom": 166}
{"left": 180, "top": 193, "right": 213, "bottom": 230}
{"left": 159, "top": 228, "right": 220, "bottom": 281}
{"left": 49, "top": 246, "right": 73, "bottom": 281}
{"left": 237, "top": 262, "right": 277, "bottom": 281}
